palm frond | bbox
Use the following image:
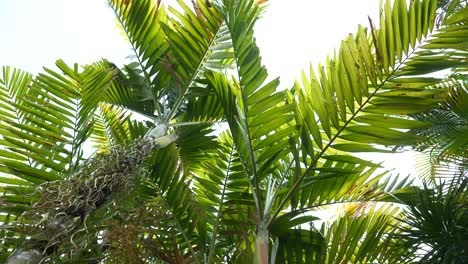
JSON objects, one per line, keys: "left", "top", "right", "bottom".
{"left": 108, "top": 0, "right": 168, "bottom": 91}
{"left": 110, "top": 0, "right": 232, "bottom": 123}
{"left": 2, "top": 0, "right": 468, "bottom": 263}
{"left": 142, "top": 143, "right": 206, "bottom": 263}
{"left": 161, "top": 0, "right": 234, "bottom": 123}
{"left": 176, "top": 123, "right": 218, "bottom": 170}
{"left": 0, "top": 66, "right": 65, "bottom": 183}
{"left": 323, "top": 204, "right": 412, "bottom": 264}
{"left": 208, "top": 0, "right": 297, "bottom": 219}
{"left": 415, "top": 149, "right": 466, "bottom": 184}
{"left": 91, "top": 103, "right": 133, "bottom": 152}
{"left": 191, "top": 131, "right": 255, "bottom": 262}
{"left": 0, "top": 60, "right": 116, "bottom": 181}
{"left": 270, "top": 212, "right": 326, "bottom": 263}
{"left": 398, "top": 176, "right": 468, "bottom": 263}
{"left": 98, "top": 60, "right": 157, "bottom": 117}
{"left": 270, "top": 0, "right": 468, "bottom": 222}
{"left": 411, "top": 78, "right": 468, "bottom": 165}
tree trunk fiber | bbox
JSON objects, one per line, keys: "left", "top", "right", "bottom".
{"left": 6, "top": 134, "right": 177, "bottom": 264}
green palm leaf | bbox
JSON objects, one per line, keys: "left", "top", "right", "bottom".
{"left": 108, "top": 0, "right": 168, "bottom": 89}
{"left": 323, "top": 204, "right": 411, "bottom": 264}
{"left": 192, "top": 131, "right": 255, "bottom": 262}
{"left": 209, "top": 0, "right": 297, "bottom": 219}
{"left": 271, "top": 0, "right": 468, "bottom": 222}
{"left": 91, "top": 103, "right": 133, "bottom": 152}
{"left": 0, "top": 61, "right": 116, "bottom": 183}
{"left": 161, "top": 0, "right": 234, "bottom": 124}
{"left": 142, "top": 143, "right": 206, "bottom": 263}
{"left": 110, "top": 0, "right": 232, "bottom": 124}
{"left": 398, "top": 176, "right": 468, "bottom": 263}
{"left": 97, "top": 60, "right": 157, "bottom": 118}
{"left": 271, "top": 213, "right": 326, "bottom": 263}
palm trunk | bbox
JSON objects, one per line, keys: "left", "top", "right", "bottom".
{"left": 254, "top": 224, "right": 269, "bottom": 264}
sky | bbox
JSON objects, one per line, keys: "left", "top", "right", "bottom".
{"left": 0, "top": 0, "right": 417, "bottom": 177}
{"left": 0, "top": 0, "right": 381, "bottom": 81}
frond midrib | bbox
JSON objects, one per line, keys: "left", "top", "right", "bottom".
{"left": 269, "top": 25, "right": 443, "bottom": 225}
{"left": 207, "top": 144, "right": 235, "bottom": 263}
{"left": 164, "top": 20, "right": 227, "bottom": 123}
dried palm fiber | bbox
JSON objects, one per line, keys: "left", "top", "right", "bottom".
{"left": 8, "top": 133, "right": 177, "bottom": 264}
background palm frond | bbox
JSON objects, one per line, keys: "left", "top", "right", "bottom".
{"left": 398, "top": 176, "right": 468, "bottom": 263}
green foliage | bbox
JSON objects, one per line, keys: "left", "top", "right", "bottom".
{"left": 322, "top": 205, "right": 411, "bottom": 264}
{"left": 398, "top": 177, "right": 468, "bottom": 263}
{"left": 411, "top": 78, "right": 468, "bottom": 181}
{"left": 1, "top": 0, "right": 467, "bottom": 263}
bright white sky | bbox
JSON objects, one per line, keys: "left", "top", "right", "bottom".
{"left": 0, "top": 0, "right": 381, "bottom": 82}
{"left": 0, "top": 0, "right": 417, "bottom": 177}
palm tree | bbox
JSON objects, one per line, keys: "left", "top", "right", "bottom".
{"left": 1, "top": 0, "right": 467, "bottom": 263}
